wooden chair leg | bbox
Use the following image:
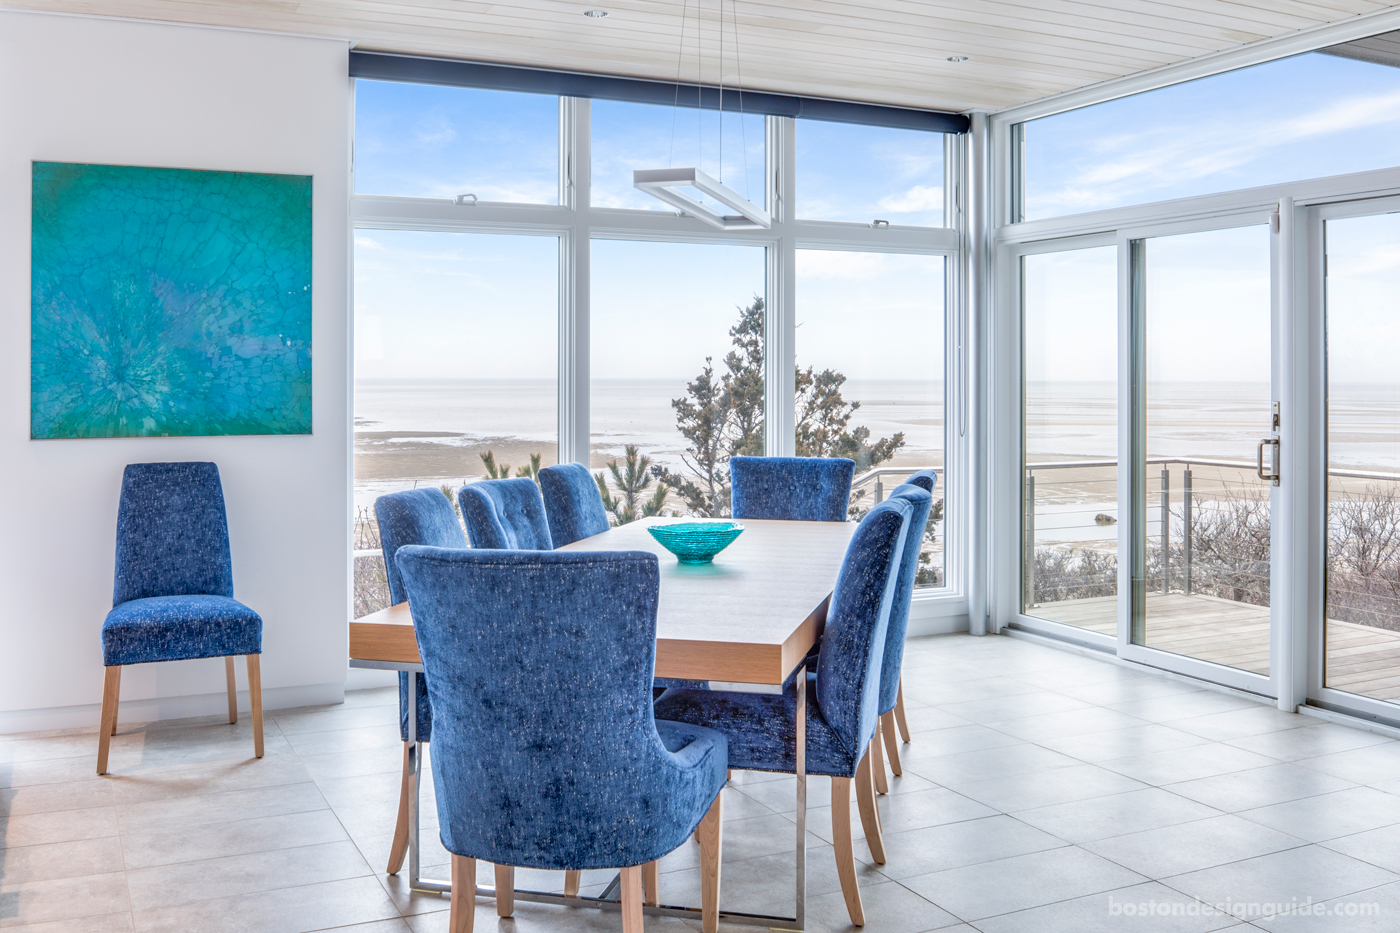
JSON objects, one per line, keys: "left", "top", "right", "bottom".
{"left": 894, "top": 678, "right": 911, "bottom": 744}
{"left": 245, "top": 654, "right": 264, "bottom": 759}
{"left": 97, "top": 666, "right": 121, "bottom": 775}
{"left": 870, "top": 728, "right": 890, "bottom": 795}
{"left": 450, "top": 854, "right": 476, "bottom": 933}
{"left": 620, "top": 864, "right": 645, "bottom": 933}
{"left": 224, "top": 656, "right": 238, "bottom": 724}
{"left": 696, "top": 791, "right": 723, "bottom": 933}
{"left": 387, "top": 741, "right": 412, "bottom": 874}
{"left": 881, "top": 712, "right": 903, "bottom": 777}
{"left": 494, "top": 863, "right": 515, "bottom": 917}
{"left": 564, "top": 870, "right": 581, "bottom": 897}
{"left": 854, "top": 745, "right": 886, "bottom": 865}
{"left": 643, "top": 860, "right": 659, "bottom": 907}
{"left": 831, "top": 776, "right": 865, "bottom": 926}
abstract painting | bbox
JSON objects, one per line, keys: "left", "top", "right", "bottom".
{"left": 31, "top": 162, "right": 312, "bottom": 439}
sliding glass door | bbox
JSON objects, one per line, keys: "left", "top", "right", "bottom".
{"left": 1121, "top": 225, "right": 1276, "bottom": 692}
{"left": 1009, "top": 219, "right": 1282, "bottom": 697}
{"left": 1317, "top": 199, "right": 1400, "bottom": 712}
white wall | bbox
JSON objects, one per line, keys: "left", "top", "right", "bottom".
{"left": 0, "top": 11, "right": 353, "bottom": 732}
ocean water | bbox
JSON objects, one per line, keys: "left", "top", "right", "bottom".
{"left": 355, "top": 378, "right": 1400, "bottom": 520}
{"left": 354, "top": 377, "right": 945, "bottom": 511}
{"left": 1025, "top": 380, "right": 1400, "bottom": 547}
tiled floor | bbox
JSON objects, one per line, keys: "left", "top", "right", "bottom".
{"left": 7, "top": 633, "right": 1400, "bottom": 931}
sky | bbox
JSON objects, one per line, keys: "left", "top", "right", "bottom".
{"left": 353, "top": 80, "right": 947, "bottom": 385}
{"left": 1024, "top": 48, "right": 1400, "bottom": 219}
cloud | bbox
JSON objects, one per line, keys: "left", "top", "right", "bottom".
{"left": 878, "top": 185, "right": 943, "bottom": 213}
{"left": 354, "top": 237, "right": 384, "bottom": 250}
{"left": 1030, "top": 64, "right": 1400, "bottom": 217}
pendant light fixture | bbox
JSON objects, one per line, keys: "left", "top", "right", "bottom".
{"left": 634, "top": 0, "right": 770, "bottom": 230}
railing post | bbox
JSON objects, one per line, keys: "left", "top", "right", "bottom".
{"left": 1182, "top": 467, "right": 1193, "bottom": 596}
{"left": 875, "top": 476, "right": 884, "bottom": 504}
{"left": 1161, "top": 467, "right": 1171, "bottom": 594}
{"left": 1023, "top": 472, "right": 1036, "bottom": 608}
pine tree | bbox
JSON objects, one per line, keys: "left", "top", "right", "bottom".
{"left": 596, "top": 444, "right": 667, "bottom": 525}
{"left": 656, "top": 295, "right": 906, "bottom": 516}
{"left": 480, "top": 450, "right": 511, "bottom": 479}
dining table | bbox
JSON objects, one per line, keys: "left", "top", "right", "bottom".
{"left": 348, "top": 515, "right": 857, "bottom": 931}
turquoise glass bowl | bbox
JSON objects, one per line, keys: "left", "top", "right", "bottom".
{"left": 647, "top": 521, "right": 745, "bottom": 564}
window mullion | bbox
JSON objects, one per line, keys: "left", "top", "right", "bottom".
{"left": 560, "top": 97, "right": 591, "bottom": 466}
{"left": 766, "top": 115, "right": 797, "bottom": 458}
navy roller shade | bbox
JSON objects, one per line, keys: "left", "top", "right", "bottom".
{"left": 349, "top": 50, "right": 969, "bottom": 135}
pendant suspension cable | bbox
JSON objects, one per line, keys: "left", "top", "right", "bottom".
{"left": 731, "top": 0, "right": 750, "bottom": 200}
{"left": 669, "top": 0, "right": 689, "bottom": 169}
{"left": 717, "top": 0, "right": 724, "bottom": 185}
{"left": 695, "top": 0, "right": 703, "bottom": 175}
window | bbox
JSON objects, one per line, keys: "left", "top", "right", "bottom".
{"left": 354, "top": 81, "right": 559, "bottom": 202}
{"left": 352, "top": 230, "right": 558, "bottom": 613}
{"left": 798, "top": 121, "right": 944, "bottom": 226}
{"left": 796, "top": 250, "right": 946, "bottom": 584}
{"left": 1017, "top": 29, "right": 1400, "bottom": 221}
{"left": 590, "top": 240, "right": 765, "bottom": 519}
{"left": 352, "top": 76, "right": 961, "bottom": 609}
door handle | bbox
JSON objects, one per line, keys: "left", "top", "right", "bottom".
{"left": 1257, "top": 437, "right": 1280, "bottom": 486}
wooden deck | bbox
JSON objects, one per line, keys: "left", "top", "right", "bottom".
{"left": 1030, "top": 593, "right": 1400, "bottom": 700}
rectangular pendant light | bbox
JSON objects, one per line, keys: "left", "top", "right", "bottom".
{"left": 633, "top": 167, "right": 771, "bottom": 230}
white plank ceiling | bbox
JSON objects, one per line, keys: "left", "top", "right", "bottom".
{"left": 4, "top": 0, "right": 1396, "bottom": 111}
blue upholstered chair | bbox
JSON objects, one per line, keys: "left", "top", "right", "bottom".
{"left": 729, "top": 456, "right": 855, "bottom": 523}
{"left": 868, "top": 484, "right": 932, "bottom": 801}
{"left": 906, "top": 469, "right": 938, "bottom": 495}
{"left": 457, "top": 478, "right": 553, "bottom": 550}
{"left": 373, "top": 487, "right": 468, "bottom": 875}
{"left": 395, "top": 546, "right": 729, "bottom": 933}
{"left": 888, "top": 472, "right": 936, "bottom": 752}
{"left": 537, "top": 463, "right": 701, "bottom": 695}
{"left": 539, "top": 462, "right": 610, "bottom": 547}
{"left": 654, "top": 496, "right": 912, "bottom": 926}
{"left": 98, "top": 462, "right": 263, "bottom": 775}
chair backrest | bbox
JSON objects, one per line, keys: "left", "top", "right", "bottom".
{"left": 374, "top": 488, "right": 468, "bottom": 607}
{"left": 814, "top": 496, "right": 911, "bottom": 764}
{"left": 730, "top": 456, "right": 855, "bottom": 523}
{"left": 906, "top": 469, "right": 938, "bottom": 494}
{"left": 457, "top": 478, "right": 553, "bottom": 550}
{"left": 879, "top": 484, "right": 933, "bottom": 714}
{"left": 113, "top": 462, "right": 233, "bottom": 606}
{"left": 395, "top": 546, "right": 690, "bottom": 869}
{"left": 539, "top": 462, "right": 610, "bottom": 547}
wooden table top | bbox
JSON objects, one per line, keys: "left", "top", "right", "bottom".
{"left": 348, "top": 517, "right": 855, "bottom": 685}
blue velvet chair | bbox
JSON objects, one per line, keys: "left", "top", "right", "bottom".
{"left": 729, "top": 456, "right": 855, "bottom": 523}
{"left": 539, "top": 462, "right": 610, "bottom": 547}
{"left": 457, "top": 478, "right": 553, "bottom": 550}
{"left": 906, "top": 469, "right": 938, "bottom": 495}
{"left": 869, "top": 484, "right": 932, "bottom": 799}
{"left": 890, "top": 467, "right": 935, "bottom": 745}
{"left": 395, "top": 546, "right": 729, "bottom": 933}
{"left": 654, "top": 496, "right": 912, "bottom": 926}
{"left": 374, "top": 487, "right": 468, "bottom": 875}
{"left": 536, "top": 463, "right": 700, "bottom": 695}
{"left": 98, "top": 462, "right": 263, "bottom": 775}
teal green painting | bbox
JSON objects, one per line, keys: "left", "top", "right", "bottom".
{"left": 31, "top": 162, "right": 312, "bottom": 439}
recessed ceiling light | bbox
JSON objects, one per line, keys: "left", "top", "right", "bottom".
{"left": 946, "top": 55, "right": 969, "bottom": 63}
{"left": 584, "top": 9, "right": 608, "bottom": 17}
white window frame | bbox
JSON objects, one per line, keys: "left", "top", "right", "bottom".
{"left": 351, "top": 92, "right": 970, "bottom": 627}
